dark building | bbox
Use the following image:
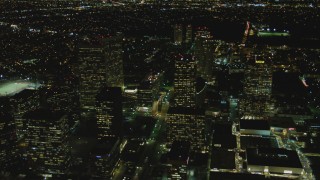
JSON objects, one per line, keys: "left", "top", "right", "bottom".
{"left": 90, "top": 138, "right": 120, "bottom": 178}
{"left": 212, "top": 122, "right": 237, "bottom": 149}
{"left": 0, "top": 110, "right": 17, "bottom": 171}
{"left": 211, "top": 148, "right": 236, "bottom": 170}
{"left": 246, "top": 148, "right": 303, "bottom": 175}
{"left": 240, "top": 119, "right": 271, "bottom": 136}
{"left": 167, "top": 141, "right": 190, "bottom": 179}
{"left": 96, "top": 87, "right": 123, "bottom": 138}
{"left": 44, "top": 86, "right": 78, "bottom": 112}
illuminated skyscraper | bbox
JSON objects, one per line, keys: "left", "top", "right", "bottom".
{"left": 174, "top": 24, "right": 183, "bottom": 45}
{"left": 185, "top": 25, "right": 193, "bottom": 43}
{"left": 193, "top": 27, "right": 216, "bottom": 82}
{"left": 173, "top": 54, "right": 196, "bottom": 108}
{"left": 78, "top": 45, "right": 107, "bottom": 110}
{"left": 165, "top": 107, "right": 206, "bottom": 152}
{"left": 105, "top": 33, "right": 124, "bottom": 88}
{"left": 23, "top": 109, "right": 70, "bottom": 174}
{"left": 96, "top": 87, "right": 123, "bottom": 138}
{"left": 166, "top": 54, "right": 207, "bottom": 152}
{"left": 244, "top": 57, "right": 272, "bottom": 97}
{"left": 78, "top": 34, "right": 124, "bottom": 110}
{"left": 239, "top": 54, "right": 273, "bottom": 118}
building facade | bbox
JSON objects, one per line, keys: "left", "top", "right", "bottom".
{"left": 239, "top": 54, "right": 274, "bottom": 118}
{"left": 173, "top": 54, "right": 196, "bottom": 108}
{"left": 23, "top": 109, "right": 70, "bottom": 174}
{"left": 96, "top": 87, "right": 123, "bottom": 138}
{"left": 165, "top": 107, "right": 206, "bottom": 152}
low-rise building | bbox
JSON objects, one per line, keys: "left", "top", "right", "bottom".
{"left": 246, "top": 148, "right": 303, "bottom": 175}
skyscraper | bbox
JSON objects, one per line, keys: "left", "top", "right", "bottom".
{"left": 165, "top": 107, "right": 206, "bottom": 152}
{"left": 174, "top": 24, "right": 183, "bottom": 45}
{"left": 244, "top": 56, "right": 272, "bottom": 97}
{"left": 173, "top": 54, "right": 196, "bottom": 108}
{"left": 78, "top": 45, "right": 107, "bottom": 110}
{"left": 185, "top": 25, "right": 193, "bottom": 43}
{"left": 23, "top": 109, "right": 70, "bottom": 174}
{"left": 193, "top": 28, "right": 216, "bottom": 82}
{"left": 105, "top": 33, "right": 124, "bottom": 88}
{"left": 95, "top": 87, "right": 123, "bottom": 138}
{"left": 166, "top": 54, "right": 207, "bottom": 152}
{"left": 78, "top": 34, "right": 124, "bottom": 110}
{"left": 239, "top": 54, "right": 273, "bottom": 118}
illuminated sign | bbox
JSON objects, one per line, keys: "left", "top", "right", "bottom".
{"left": 255, "top": 60, "right": 265, "bottom": 64}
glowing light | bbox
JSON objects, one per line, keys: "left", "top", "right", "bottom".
{"left": 255, "top": 60, "right": 265, "bottom": 64}
{"left": 284, "top": 170, "right": 292, "bottom": 174}
{"left": 299, "top": 76, "right": 309, "bottom": 88}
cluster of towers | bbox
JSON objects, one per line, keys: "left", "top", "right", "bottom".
{"left": 0, "top": 23, "right": 277, "bottom": 178}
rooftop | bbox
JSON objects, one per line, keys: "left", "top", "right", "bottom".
{"left": 240, "top": 120, "right": 270, "bottom": 130}
{"left": 210, "top": 172, "right": 289, "bottom": 180}
{"left": 91, "top": 138, "right": 119, "bottom": 156}
{"left": 268, "top": 116, "right": 296, "bottom": 129}
{"left": 240, "top": 136, "right": 278, "bottom": 150}
{"left": 246, "top": 148, "right": 302, "bottom": 168}
{"left": 211, "top": 148, "right": 236, "bottom": 170}
{"left": 23, "top": 108, "right": 65, "bottom": 121}
{"left": 168, "top": 141, "right": 190, "bottom": 162}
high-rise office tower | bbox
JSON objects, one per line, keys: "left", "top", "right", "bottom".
{"left": 244, "top": 58, "right": 272, "bottom": 97}
{"left": 78, "top": 45, "right": 107, "bottom": 110}
{"left": 105, "top": 33, "right": 124, "bottom": 88}
{"left": 193, "top": 28, "right": 216, "bottom": 82}
{"left": 174, "top": 24, "right": 183, "bottom": 45}
{"left": 173, "top": 54, "right": 196, "bottom": 108}
{"left": 165, "top": 107, "right": 206, "bottom": 152}
{"left": 239, "top": 54, "right": 273, "bottom": 118}
{"left": 185, "top": 25, "right": 193, "bottom": 43}
{"left": 167, "top": 54, "right": 207, "bottom": 152}
{"left": 78, "top": 34, "right": 124, "bottom": 110}
{"left": 95, "top": 87, "right": 123, "bottom": 138}
{"left": 23, "top": 109, "right": 70, "bottom": 174}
